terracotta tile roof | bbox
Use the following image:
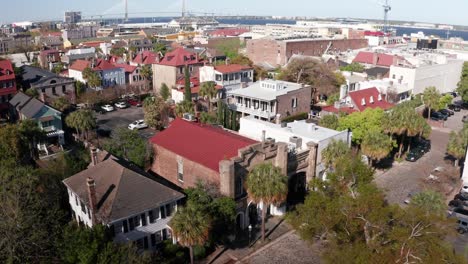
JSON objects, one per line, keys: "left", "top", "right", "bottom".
{"left": 0, "top": 60, "right": 16, "bottom": 81}
{"left": 115, "top": 63, "right": 137, "bottom": 73}
{"left": 150, "top": 119, "right": 257, "bottom": 172}
{"left": 214, "top": 64, "right": 253, "bottom": 74}
{"left": 158, "top": 47, "right": 203, "bottom": 67}
{"left": 132, "top": 51, "right": 160, "bottom": 65}
{"left": 69, "top": 60, "right": 90, "bottom": 71}
{"left": 63, "top": 156, "right": 184, "bottom": 223}
{"left": 348, "top": 87, "right": 394, "bottom": 112}
{"left": 209, "top": 28, "right": 249, "bottom": 37}
{"left": 80, "top": 41, "right": 106, "bottom": 48}
{"left": 353, "top": 51, "right": 403, "bottom": 67}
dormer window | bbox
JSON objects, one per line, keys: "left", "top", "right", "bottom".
{"left": 361, "top": 98, "right": 366, "bottom": 106}
{"left": 370, "top": 96, "right": 374, "bottom": 104}
{"left": 378, "top": 94, "right": 383, "bottom": 101}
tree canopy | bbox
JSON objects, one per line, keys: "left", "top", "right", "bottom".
{"left": 422, "top": 86, "right": 441, "bottom": 120}
{"left": 457, "top": 61, "right": 468, "bottom": 102}
{"left": 340, "top": 62, "right": 365, "bottom": 73}
{"left": 338, "top": 108, "right": 385, "bottom": 145}
{"left": 143, "top": 96, "right": 169, "bottom": 130}
{"left": 103, "top": 128, "right": 151, "bottom": 168}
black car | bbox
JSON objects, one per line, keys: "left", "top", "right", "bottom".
{"left": 430, "top": 112, "right": 447, "bottom": 121}
{"left": 405, "top": 147, "right": 424, "bottom": 162}
{"left": 439, "top": 109, "right": 454, "bottom": 116}
{"left": 448, "top": 104, "right": 461, "bottom": 112}
{"left": 414, "top": 139, "right": 431, "bottom": 153}
{"left": 93, "top": 105, "right": 105, "bottom": 114}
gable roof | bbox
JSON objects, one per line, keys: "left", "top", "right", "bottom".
{"left": 69, "top": 59, "right": 90, "bottom": 71}
{"left": 150, "top": 119, "right": 257, "bottom": 172}
{"left": 21, "top": 65, "right": 73, "bottom": 87}
{"left": 70, "top": 59, "right": 119, "bottom": 72}
{"left": 0, "top": 59, "right": 15, "bottom": 81}
{"left": 214, "top": 64, "right": 253, "bottom": 74}
{"left": 348, "top": 87, "right": 394, "bottom": 112}
{"left": 158, "top": 47, "right": 203, "bottom": 67}
{"left": 9, "top": 92, "right": 58, "bottom": 119}
{"left": 353, "top": 51, "right": 405, "bottom": 68}
{"left": 115, "top": 63, "right": 137, "bottom": 73}
{"left": 131, "top": 51, "right": 159, "bottom": 65}
{"left": 63, "top": 157, "right": 184, "bottom": 223}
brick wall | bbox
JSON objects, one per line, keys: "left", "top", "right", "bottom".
{"left": 151, "top": 145, "right": 220, "bottom": 189}
{"left": 276, "top": 86, "right": 312, "bottom": 119}
{"left": 246, "top": 39, "right": 286, "bottom": 66}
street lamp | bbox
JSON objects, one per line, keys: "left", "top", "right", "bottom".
{"left": 248, "top": 224, "right": 252, "bottom": 246}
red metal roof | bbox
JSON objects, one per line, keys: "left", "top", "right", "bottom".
{"left": 115, "top": 63, "right": 137, "bottom": 73}
{"left": 0, "top": 60, "right": 16, "bottom": 82}
{"left": 132, "top": 51, "right": 160, "bottom": 65}
{"left": 150, "top": 118, "right": 257, "bottom": 172}
{"left": 364, "top": 31, "right": 385, "bottom": 37}
{"left": 209, "top": 28, "right": 249, "bottom": 37}
{"left": 353, "top": 51, "right": 394, "bottom": 67}
{"left": 158, "top": 47, "right": 202, "bottom": 67}
{"left": 348, "top": 87, "right": 394, "bottom": 112}
{"left": 70, "top": 59, "right": 119, "bottom": 72}
{"left": 69, "top": 60, "right": 90, "bottom": 71}
{"left": 175, "top": 77, "right": 222, "bottom": 94}
{"left": 321, "top": 105, "right": 357, "bottom": 114}
{"left": 214, "top": 64, "right": 253, "bottom": 74}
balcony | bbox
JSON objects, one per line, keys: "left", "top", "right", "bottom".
{"left": 114, "top": 215, "right": 173, "bottom": 243}
{"left": 229, "top": 103, "right": 274, "bottom": 119}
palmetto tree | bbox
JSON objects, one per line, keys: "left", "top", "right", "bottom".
{"left": 447, "top": 131, "right": 467, "bottom": 167}
{"left": 169, "top": 204, "right": 211, "bottom": 264}
{"left": 384, "top": 105, "right": 411, "bottom": 158}
{"left": 246, "top": 163, "right": 288, "bottom": 242}
{"left": 361, "top": 130, "right": 395, "bottom": 166}
{"left": 422, "top": 86, "right": 441, "bottom": 121}
{"left": 66, "top": 110, "right": 96, "bottom": 140}
{"left": 140, "top": 65, "right": 152, "bottom": 92}
{"left": 199, "top": 81, "right": 217, "bottom": 112}
{"left": 321, "top": 139, "right": 350, "bottom": 169}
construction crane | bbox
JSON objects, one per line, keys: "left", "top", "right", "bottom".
{"left": 382, "top": 0, "right": 391, "bottom": 33}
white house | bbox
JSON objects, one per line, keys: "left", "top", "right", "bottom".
{"left": 69, "top": 59, "right": 125, "bottom": 88}
{"left": 199, "top": 64, "right": 254, "bottom": 92}
{"left": 239, "top": 116, "right": 352, "bottom": 179}
{"left": 62, "top": 149, "right": 185, "bottom": 250}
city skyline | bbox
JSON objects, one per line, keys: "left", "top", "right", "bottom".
{"left": 1, "top": 0, "right": 466, "bottom": 26}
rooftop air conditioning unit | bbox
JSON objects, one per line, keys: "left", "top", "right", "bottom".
{"left": 266, "top": 137, "right": 276, "bottom": 145}
{"left": 289, "top": 136, "right": 302, "bottom": 149}
{"left": 182, "top": 113, "right": 196, "bottom": 122}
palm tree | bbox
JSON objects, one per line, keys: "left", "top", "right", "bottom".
{"left": 199, "top": 81, "right": 218, "bottom": 112}
{"left": 18, "top": 119, "right": 46, "bottom": 159}
{"left": 140, "top": 65, "right": 153, "bottom": 92}
{"left": 447, "top": 131, "right": 467, "bottom": 167}
{"left": 422, "top": 86, "right": 441, "bottom": 121}
{"left": 410, "top": 191, "right": 446, "bottom": 216}
{"left": 321, "top": 139, "right": 350, "bottom": 169}
{"left": 66, "top": 110, "right": 96, "bottom": 140}
{"left": 383, "top": 106, "right": 410, "bottom": 158}
{"left": 361, "top": 130, "right": 395, "bottom": 166}
{"left": 246, "top": 163, "right": 288, "bottom": 242}
{"left": 169, "top": 204, "right": 211, "bottom": 264}
{"left": 175, "top": 100, "right": 195, "bottom": 117}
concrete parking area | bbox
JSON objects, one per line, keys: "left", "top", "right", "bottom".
{"left": 374, "top": 107, "right": 467, "bottom": 205}
{"left": 95, "top": 106, "right": 156, "bottom": 140}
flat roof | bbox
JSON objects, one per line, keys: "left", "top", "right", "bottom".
{"left": 228, "top": 80, "right": 305, "bottom": 101}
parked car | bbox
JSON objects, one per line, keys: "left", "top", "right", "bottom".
{"left": 115, "top": 101, "right": 128, "bottom": 109}
{"left": 448, "top": 104, "right": 461, "bottom": 112}
{"left": 93, "top": 105, "right": 105, "bottom": 114}
{"left": 463, "top": 116, "right": 468, "bottom": 123}
{"left": 430, "top": 112, "right": 447, "bottom": 121}
{"left": 439, "top": 109, "right": 454, "bottom": 116}
{"left": 128, "top": 120, "right": 148, "bottom": 130}
{"left": 101, "top": 104, "right": 114, "bottom": 112}
{"left": 457, "top": 220, "right": 468, "bottom": 234}
{"left": 414, "top": 138, "right": 431, "bottom": 153}
{"left": 127, "top": 99, "right": 142, "bottom": 107}
{"left": 405, "top": 147, "right": 424, "bottom": 162}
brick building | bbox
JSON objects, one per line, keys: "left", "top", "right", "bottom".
{"left": 150, "top": 118, "right": 295, "bottom": 229}
{"left": 0, "top": 59, "right": 17, "bottom": 117}
{"left": 246, "top": 38, "right": 368, "bottom": 67}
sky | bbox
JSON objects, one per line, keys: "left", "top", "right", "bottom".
{"left": 1, "top": 0, "right": 466, "bottom": 26}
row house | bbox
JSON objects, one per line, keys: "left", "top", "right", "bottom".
{"left": 127, "top": 38, "right": 153, "bottom": 53}
{"left": 69, "top": 59, "right": 125, "bottom": 88}
{"left": 152, "top": 47, "right": 204, "bottom": 93}
{"left": 38, "top": 49, "right": 63, "bottom": 70}
{"left": 199, "top": 64, "right": 254, "bottom": 92}
{"left": 150, "top": 118, "right": 292, "bottom": 229}
{"left": 130, "top": 51, "right": 160, "bottom": 66}
{"left": 322, "top": 87, "right": 394, "bottom": 115}
{"left": 20, "top": 65, "right": 76, "bottom": 104}
{"left": 0, "top": 35, "right": 33, "bottom": 54}
{"left": 227, "top": 80, "right": 312, "bottom": 121}
{"left": 115, "top": 63, "right": 149, "bottom": 92}
{"left": 352, "top": 51, "right": 411, "bottom": 68}
{"left": 63, "top": 150, "right": 184, "bottom": 251}
{"left": 61, "top": 47, "right": 96, "bottom": 65}
{"left": 34, "top": 33, "right": 63, "bottom": 50}
{"left": 171, "top": 76, "right": 223, "bottom": 104}
{"left": 0, "top": 60, "right": 17, "bottom": 117}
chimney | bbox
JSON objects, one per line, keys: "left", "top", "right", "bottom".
{"left": 261, "top": 130, "right": 266, "bottom": 143}
{"left": 90, "top": 147, "right": 98, "bottom": 166}
{"left": 86, "top": 177, "right": 97, "bottom": 225}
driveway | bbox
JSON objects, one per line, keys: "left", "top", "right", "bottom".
{"left": 374, "top": 108, "right": 467, "bottom": 205}
{"left": 95, "top": 106, "right": 156, "bottom": 141}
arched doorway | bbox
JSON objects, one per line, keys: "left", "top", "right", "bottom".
{"left": 247, "top": 202, "right": 259, "bottom": 227}
{"left": 288, "top": 172, "right": 307, "bottom": 205}
{"left": 236, "top": 212, "right": 245, "bottom": 230}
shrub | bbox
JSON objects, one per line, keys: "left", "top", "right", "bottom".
{"left": 281, "top": 112, "right": 308, "bottom": 123}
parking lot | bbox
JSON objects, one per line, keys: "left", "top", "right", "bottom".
{"left": 96, "top": 106, "right": 156, "bottom": 140}
{"left": 374, "top": 106, "right": 466, "bottom": 205}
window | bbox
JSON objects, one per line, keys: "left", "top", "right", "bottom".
{"left": 123, "top": 220, "right": 129, "bottom": 233}
{"left": 80, "top": 201, "right": 86, "bottom": 213}
{"left": 136, "top": 238, "right": 144, "bottom": 249}
{"left": 150, "top": 234, "right": 156, "bottom": 247}
{"left": 292, "top": 98, "right": 298, "bottom": 108}
{"left": 161, "top": 205, "right": 166, "bottom": 219}
{"left": 133, "top": 215, "right": 141, "bottom": 227}
{"left": 166, "top": 203, "right": 173, "bottom": 217}
{"left": 235, "top": 176, "right": 243, "bottom": 197}
{"left": 62, "top": 85, "right": 66, "bottom": 93}
{"left": 129, "top": 217, "right": 135, "bottom": 231}
{"left": 75, "top": 195, "right": 78, "bottom": 206}
{"left": 177, "top": 158, "right": 183, "bottom": 182}
{"left": 179, "top": 67, "right": 183, "bottom": 74}
{"left": 143, "top": 236, "right": 149, "bottom": 249}
{"left": 52, "top": 87, "right": 56, "bottom": 94}
{"left": 141, "top": 213, "right": 147, "bottom": 226}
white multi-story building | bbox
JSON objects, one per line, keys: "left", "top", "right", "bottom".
{"left": 69, "top": 59, "right": 125, "bottom": 88}
{"left": 199, "top": 64, "right": 254, "bottom": 92}
{"left": 63, "top": 150, "right": 184, "bottom": 250}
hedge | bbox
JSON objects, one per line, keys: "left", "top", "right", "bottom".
{"left": 281, "top": 112, "right": 309, "bottom": 123}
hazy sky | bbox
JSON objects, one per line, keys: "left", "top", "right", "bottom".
{"left": 1, "top": 0, "right": 465, "bottom": 25}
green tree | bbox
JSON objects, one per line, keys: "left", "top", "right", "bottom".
{"left": 175, "top": 100, "right": 195, "bottom": 117}
{"left": 18, "top": 119, "right": 47, "bottom": 159}
{"left": 110, "top": 47, "right": 127, "bottom": 57}
{"left": 103, "top": 128, "right": 150, "bottom": 168}
{"left": 25, "top": 88, "right": 39, "bottom": 98}
{"left": 82, "top": 67, "right": 101, "bottom": 88}
{"left": 422, "top": 86, "right": 441, "bottom": 120}
{"left": 361, "top": 130, "right": 395, "bottom": 166}
{"left": 52, "top": 63, "right": 65, "bottom": 74}
{"left": 153, "top": 42, "right": 167, "bottom": 55}
{"left": 447, "top": 128, "right": 468, "bottom": 167}
{"left": 246, "top": 163, "right": 288, "bottom": 242}
{"left": 457, "top": 62, "right": 468, "bottom": 102}
{"left": 184, "top": 65, "right": 192, "bottom": 102}
{"left": 199, "top": 81, "right": 217, "bottom": 112}
{"left": 321, "top": 139, "right": 351, "bottom": 169}
{"left": 65, "top": 109, "right": 96, "bottom": 140}
{"left": 140, "top": 64, "right": 153, "bottom": 90}
{"left": 231, "top": 54, "right": 253, "bottom": 66}
{"left": 338, "top": 108, "right": 385, "bottom": 145}
{"left": 170, "top": 204, "right": 211, "bottom": 264}
{"left": 200, "top": 112, "right": 217, "bottom": 124}
{"left": 52, "top": 96, "right": 71, "bottom": 111}
{"left": 160, "top": 83, "right": 170, "bottom": 101}
{"left": 143, "top": 96, "right": 169, "bottom": 130}
{"left": 326, "top": 93, "right": 340, "bottom": 105}
{"left": 410, "top": 191, "right": 446, "bottom": 216}
{"left": 319, "top": 114, "right": 339, "bottom": 130}
{"left": 340, "top": 62, "right": 365, "bottom": 73}
{"left": 75, "top": 81, "right": 86, "bottom": 97}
